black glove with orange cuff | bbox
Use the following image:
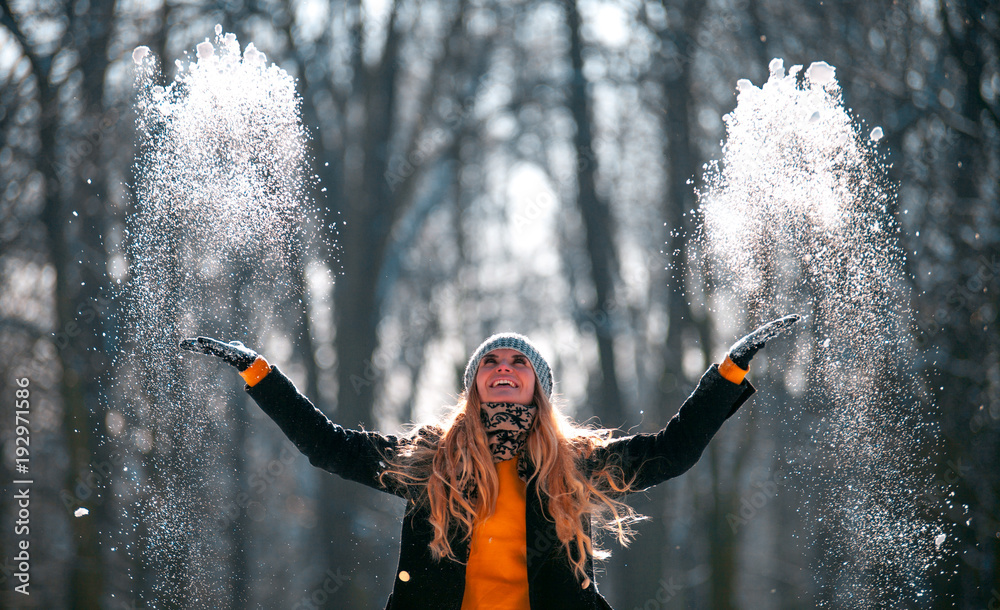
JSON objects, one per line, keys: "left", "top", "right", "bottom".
{"left": 179, "top": 336, "right": 272, "bottom": 387}
{"left": 719, "top": 314, "right": 801, "bottom": 384}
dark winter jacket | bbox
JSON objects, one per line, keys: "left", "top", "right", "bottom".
{"left": 246, "top": 364, "right": 754, "bottom": 610}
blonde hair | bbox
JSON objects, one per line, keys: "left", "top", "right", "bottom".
{"left": 381, "top": 379, "right": 644, "bottom": 582}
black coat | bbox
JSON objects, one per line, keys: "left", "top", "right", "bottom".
{"left": 246, "top": 364, "right": 754, "bottom": 609}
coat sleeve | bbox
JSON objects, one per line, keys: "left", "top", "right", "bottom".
{"left": 586, "top": 364, "right": 755, "bottom": 492}
{"left": 245, "top": 366, "right": 403, "bottom": 496}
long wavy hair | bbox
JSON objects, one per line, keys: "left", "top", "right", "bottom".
{"left": 381, "top": 378, "right": 645, "bottom": 582}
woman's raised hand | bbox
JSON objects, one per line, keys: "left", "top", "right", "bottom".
{"left": 179, "top": 336, "right": 259, "bottom": 371}
{"left": 728, "top": 314, "right": 801, "bottom": 369}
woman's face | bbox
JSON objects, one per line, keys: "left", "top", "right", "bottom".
{"left": 475, "top": 348, "right": 536, "bottom": 405}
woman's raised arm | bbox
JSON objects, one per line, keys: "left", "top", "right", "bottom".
{"left": 179, "top": 336, "right": 403, "bottom": 496}
{"left": 586, "top": 315, "right": 800, "bottom": 492}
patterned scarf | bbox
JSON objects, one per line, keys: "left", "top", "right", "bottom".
{"left": 479, "top": 402, "right": 537, "bottom": 465}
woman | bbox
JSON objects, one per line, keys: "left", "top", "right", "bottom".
{"left": 180, "top": 315, "right": 798, "bottom": 609}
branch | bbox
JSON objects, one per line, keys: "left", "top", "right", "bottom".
{"left": 390, "top": 0, "right": 469, "bottom": 205}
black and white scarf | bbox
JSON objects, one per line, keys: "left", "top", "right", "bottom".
{"left": 480, "top": 402, "right": 537, "bottom": 473}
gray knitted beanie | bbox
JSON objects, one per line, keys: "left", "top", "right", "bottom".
{"left": 463, "top": 332, "right": 553, "bottom": 399}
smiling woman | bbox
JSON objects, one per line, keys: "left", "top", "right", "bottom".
{"left": 180, "top": 320, "right": 797, "bottom": 609}
{"left": 475, "top": 348, "right": 538, "bottom": 405}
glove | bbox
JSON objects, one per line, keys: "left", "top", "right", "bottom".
{"left": 728, "top": 314, "right": 801, "bottom": 368}
{"left": 719, "top": 315, "right": 801, "bottom": 383}
{"left": 179, "top": 336, "right": 271, "bottom": 386}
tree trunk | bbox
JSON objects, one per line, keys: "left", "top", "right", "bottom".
{"left": 565, "top": 0, "right": 626, "bottom": 427}
{"left": 21, "top": 0, "right": 115, "bottom": 602}
{"left": 325, "top": 2, "right": 405, "bottom": 605}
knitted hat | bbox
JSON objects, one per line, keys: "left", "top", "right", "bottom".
{"left": 464, "top": 332, "right": 553, "bottom": 399}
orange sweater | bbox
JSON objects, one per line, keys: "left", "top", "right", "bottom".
{"left": 461, "top": 458, "right": 530, "bottom": 610}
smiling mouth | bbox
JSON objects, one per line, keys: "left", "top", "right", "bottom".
{"left": 490, "top": 379, "right": 518, "bottom": 388}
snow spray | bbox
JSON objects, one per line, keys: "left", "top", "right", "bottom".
{"left": 698, "top": 59, "right": 948, "bottom": 606}
{"left": 123, "top": 26, "right": 310, "bottom": 606}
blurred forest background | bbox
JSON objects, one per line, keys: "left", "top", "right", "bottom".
{"left": 0, "top": 0, "right": 997, "bottom": 608}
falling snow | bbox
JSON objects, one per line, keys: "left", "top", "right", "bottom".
{"left": 132, "top": 29, "right": 306, "bottom": 256}
{"left": 123, "top": 27, "right": 312, "bottom": 607}
{"left": 698, "top": 59, "right": 946, "bottom": 607}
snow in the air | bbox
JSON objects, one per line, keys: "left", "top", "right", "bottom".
{"left": 697, "top": 58, "right": 945, "bottom": 607}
